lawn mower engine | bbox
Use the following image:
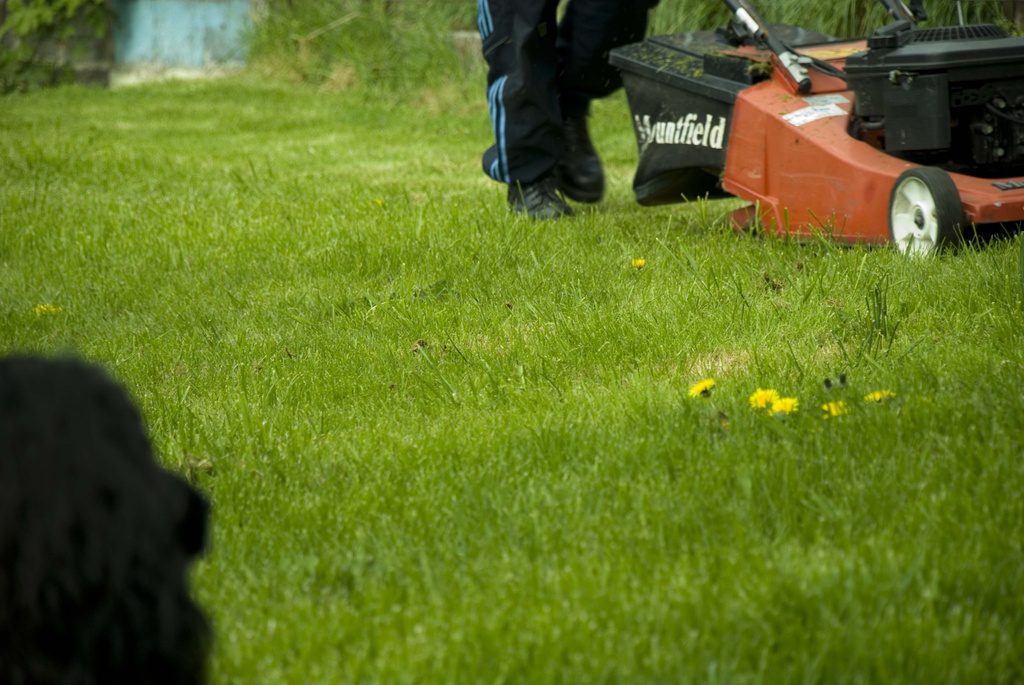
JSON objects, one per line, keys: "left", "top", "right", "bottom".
{"left": 845, "top": 22, "right": 1024, "bottom": 177}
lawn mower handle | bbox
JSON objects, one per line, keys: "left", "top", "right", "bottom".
{"left": 876, "top": 0, "right": 928, "bottom": 22}
{"left": 720, "top": 0, "right": 812, "bottom": 93}
{"left": 719, "top": 0, "right": 930, "bottom": 94}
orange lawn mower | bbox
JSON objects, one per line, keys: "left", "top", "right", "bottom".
{"left": 610, "top": 0, "right": 1024, "bottom": 254}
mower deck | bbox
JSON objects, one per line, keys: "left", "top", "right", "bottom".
{"left": 611, "top": 20, "right": 1024, "bottom": 251}
{"left": 722, "top": 42, "right": 1024, "bottom": 242}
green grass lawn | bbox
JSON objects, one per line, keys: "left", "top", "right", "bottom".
{"left": 2, "top": 76, "right": 1024, "bottom": 683}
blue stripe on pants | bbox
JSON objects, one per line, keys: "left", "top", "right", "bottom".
{"left": 487, "top": 75, "right": 510, "bottom": 183}
{"left": 477, "top": 0, "right": 493, "bottom": 38}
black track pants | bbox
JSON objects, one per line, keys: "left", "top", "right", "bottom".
{"left": 478, "top": 0, "right": 653, "bottom": 185}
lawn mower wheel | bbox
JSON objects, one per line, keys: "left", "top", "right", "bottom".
{"left": 888, "top": 167, "right": 965, "bottom": 256}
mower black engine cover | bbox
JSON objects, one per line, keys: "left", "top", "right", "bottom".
{"left": 846, "top": 23, "right": 1024, "bottom": 167}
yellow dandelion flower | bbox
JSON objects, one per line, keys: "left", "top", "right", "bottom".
{"left": 749, "top": 388, "right": 779, "bottom": 409}
{"left": 771, "top": 397, "right": 799, "bottom": 414}
{"left": 33, "top": 303, "right": 63, "bottom": 316}
{"left": 375, "top": 197, "right": 385, "bottom": 207}
{"left": 631, "top": 258, "right": 646, "bottom": 269}
{"left": 822, "top": 401, "right": 849, "bottom": 418}
{"left": 688, "top": 378, "right": 715, "bottom": 398}
{"left": 864, "top": 390, "right": 895, "bottom": 402}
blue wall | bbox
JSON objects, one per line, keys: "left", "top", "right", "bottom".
{"left": 112, "top": 0, "right": 251, "bottom": 67}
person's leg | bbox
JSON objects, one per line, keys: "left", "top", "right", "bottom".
{"left": 479, "top": 0, "right": 560, "bottom": 185}
{"left": 554, "top": 0, "right": 653, "bottom": 202}
{"left": 557, "top": 0, "right": 652, "bottom": 110}
{"left": 479, "top": 0, "right": 573, "bottom": 218}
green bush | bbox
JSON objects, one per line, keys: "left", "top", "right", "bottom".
{"left": 651, "top": 0, "right": 1007, "bottom": 37}
{"left": 248, "top": 0, "right": 1009, "bottom": 94}
{"left": 248, "top": 0, "right": 479, "bottom": 91}
{"left": 0, "top": 0, "right": 111, "bottom": 94}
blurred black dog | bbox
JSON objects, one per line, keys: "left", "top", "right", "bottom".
{"left": 0, "top": 356, "right": 211, "bottom": 685}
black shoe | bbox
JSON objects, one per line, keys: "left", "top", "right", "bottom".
{"left": 555, "top": 114, "right": 605, "bottom": 203}
{"left": 507, "top": 175, "right": 574, "bottom": 220}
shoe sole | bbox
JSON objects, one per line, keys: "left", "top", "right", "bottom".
{"left": 554, "top": 170, "right": 604, "bottom": 204}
